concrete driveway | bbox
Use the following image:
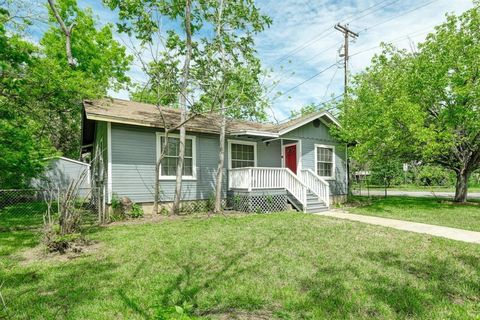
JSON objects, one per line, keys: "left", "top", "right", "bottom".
{"left": 354, "top": 190, "right": 480, "bottom": 199}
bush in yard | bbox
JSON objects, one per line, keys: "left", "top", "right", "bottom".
{"left": 417, "top": 165, "right": 454, "bottom": 187}
{"left": 129, "top": 203, "right": 143, "bottom": 218}
{"left": 110, "top": 194, "right": 143, "bottom": 220}
{"left": 42, "top": 169, "right": 90, "bottom": 253}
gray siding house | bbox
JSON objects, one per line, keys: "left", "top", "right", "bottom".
{"left": 81, "top": 99, "right": 347, "bottom": 213}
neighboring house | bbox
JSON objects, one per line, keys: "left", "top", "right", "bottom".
{"left": 81, "top": 98, "right": 347, "bottom": 213}
{"left": 32, "top": 157, "right": 91, "bottom": 194}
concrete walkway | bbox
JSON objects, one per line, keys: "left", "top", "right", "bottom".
{"left": 316, "top": 210, "right": 480, "bottom": 244}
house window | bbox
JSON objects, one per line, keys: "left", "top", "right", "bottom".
{"left": 315, "top": 144, "right": 335, "bottom": 179}
{"left": 229, "top": 140, "right": 257, "bottom": 169}
{"left": 157, "top": 134, "right": 196, "bottom": 179}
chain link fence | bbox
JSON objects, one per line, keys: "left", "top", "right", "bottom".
{"left": 0, "top": 188, "right": 105, "bottom": 232}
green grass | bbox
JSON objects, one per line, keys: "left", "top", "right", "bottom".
{"left": 352, "top": 184, "right": 480, "bottom": 193}
{"left": 1, "top": 212, "right": 480, "bottom": 319}
{"left": 348, "top": 196, "right": 480, "bottom": 232}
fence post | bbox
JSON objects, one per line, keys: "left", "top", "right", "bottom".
{"left": 97, "top": 186, "right": 102, "bottom": 224}
{"left": 57, "top": 188, "right": 60, "bottom": 217}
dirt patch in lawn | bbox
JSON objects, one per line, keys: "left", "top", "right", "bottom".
{"left": 20, "top": 239, "right": 102, "bottom": 265}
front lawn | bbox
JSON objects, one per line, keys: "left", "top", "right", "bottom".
{"left": 348, "top": 196, "right": 480, "bottom": 232}
{"left": 1, "top": 212, "right": 480, "bottom": 319}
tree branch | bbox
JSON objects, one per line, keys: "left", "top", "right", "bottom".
{"left": 47, "top": 0, "right": 76, "bottom": 67}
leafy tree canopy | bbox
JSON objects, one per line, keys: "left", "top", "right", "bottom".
{"left": 339, "top": 5, "right": 480, "bottom": 202}
{"left": 0, "top": 0, "right": 132, "bottom": 187}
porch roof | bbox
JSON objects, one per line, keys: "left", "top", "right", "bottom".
{"left": 83, "top": 98, "right": 339, "bottom": 138}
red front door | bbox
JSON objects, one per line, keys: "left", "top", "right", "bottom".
{"left": 285, "top": 145, "right": 297, "bottom": 174}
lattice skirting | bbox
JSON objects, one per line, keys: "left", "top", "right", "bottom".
{"left": 179, "top": 199, "right": 227, "bottom": 214}
{"left": 227, "top": 190, "right": 288, "bottom": 213}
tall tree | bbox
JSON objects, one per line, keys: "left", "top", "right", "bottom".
{"left": 36, "top": 0, "right": 132, "bottom": 157}
{"left": 107, "top": 0, "right": 270, "bottom": 213}
{"left": 0, "top": 13, "right": 52, "bottom": 188}
{"left": 172, "top": 0, "right": 192, "bottom": 214}
{"left": 105, "top": 0, "right": 203, "bottom": 214}
{"left": 194, "top": 0, "right": 270, "bottom": 213}
{"left": 339, "top": 4, "right": 480, "bottom": 202}
{"left": 0, "top": 1, "right": 131, "bottom": 186}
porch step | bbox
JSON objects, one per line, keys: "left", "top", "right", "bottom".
{"left": 305, "top": 192, "right": 328, "bottom": 213}
{"left": 287, "top": 191, "right": 329, "bottom": 213}
{"left": 305, "top": 203, "right": 329, "bottom": 213}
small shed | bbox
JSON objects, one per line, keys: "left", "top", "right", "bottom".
{"left": 32, "top": 157, "right": 91, "bottom": 193}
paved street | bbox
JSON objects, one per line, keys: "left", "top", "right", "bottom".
{"left": 353, "top": 190, "right": 480, "bottom": 199}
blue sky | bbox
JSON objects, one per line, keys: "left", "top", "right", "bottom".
{"left": 21, "top": 0, "right": 475, "bottom": 121}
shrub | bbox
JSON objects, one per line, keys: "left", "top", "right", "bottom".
{"left": 129, "top": 203, "right": 144, "bottom": 218}
{"left": 43, "top": 225, "right": 81, "bottom": 253}
{"left": 417, "top": 165, "right": 453, "bottom": 186}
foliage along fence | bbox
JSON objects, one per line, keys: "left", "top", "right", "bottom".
{"left": 0, "top": 188, "right": 106, "bottom": 232}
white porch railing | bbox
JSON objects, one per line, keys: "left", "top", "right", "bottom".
{"left": 301, "top": 169, "right": 330, "bottom": 208}
{"left": 228, "top": 167, "right": 308, "bottom": 211}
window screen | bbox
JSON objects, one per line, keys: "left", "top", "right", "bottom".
{"left": 231, "top": 143, "right": 255, "bottom": 168}
{"left": 316, "top": 146, "right": 334, "bottom": 177}
{"left": 160, "top": 137, "right": 193, "bottom": 176}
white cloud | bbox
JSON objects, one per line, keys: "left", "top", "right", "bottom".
{"left": 77, "top": 0, "right": 475, "bottom": 121}
{"left": 255, "top": 0, "right": 474, "bottom": 121}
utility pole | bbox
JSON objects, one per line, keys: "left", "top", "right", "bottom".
{"left": 334, "top": 23, "right": 358, "bottom": 95}
{"left": 335, "top": 23, "right": 358, "bottom": 198}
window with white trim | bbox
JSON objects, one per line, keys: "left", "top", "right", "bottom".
{"left": 315, "top": 145, "right": 334, "bottom": 178}
{"left": 229, "top": 141, "right": 256, "bottom": 169}
{"left": 158, "top": 135, "right": 195, "bottom": 179}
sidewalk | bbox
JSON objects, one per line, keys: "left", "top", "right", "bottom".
{"left": 316, "top": 210, "right": 480, "bottom": 244}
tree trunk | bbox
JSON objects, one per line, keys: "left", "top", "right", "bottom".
{"left": 172, "top": 0, "right": 192, "bottom": 215}
{"left": 152, "top": 159, "right": 161, "bottom": 214}
{"left": 454, "top": 169, "right": 470, "bottom": 203}
{"left": 214, "top": 113, "right": 226, "bottom": 213}
{"left": 384, "top": 177, "right": 388, "bottom": 198}
{"left": 213, "top": 0, "right": 226, "bottom": 214}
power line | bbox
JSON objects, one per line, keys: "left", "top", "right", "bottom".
{"left": 274, "top": 62, "right": 339, "bottom": 100}
{"left": 350, "top": 24, "right": 436, "bottom": 58}
{"left": 359, "top": 0, "right": 441, "bottom": 33}
{"left": 279, "top": 93, "right": 344, "bottom": 122}
{"left": 274, "top": 26, "right": 334, "bottom": 64}
{"left": 273, "top": 0, "right": 408, "bottom": 64}
{"left": 271, "top": 1, "right": 442, "bottom": 101}
{"left": 322, "top": 66, "right": 340, "bottom": 100}
{"left": 270, "top": 40, "right": 342, "bottom": 85}
{"left": 345, "top": 0, "right": 402, "bottom": 24}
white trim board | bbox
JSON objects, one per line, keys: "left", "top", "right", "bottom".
{"left": 156, "top": 133, "right": 197, "bottom": 181}
{"left": 107, "top": 122, "right": 112, "bottom": 203}
{"left": 314, "top": 143, "right": 336, "bottom": 180}
{"left": 44, "top": 156, "right": 90, "bottom": 167}
{"left": 278, "top": 111, "right": 340, "bottom": 136}
{"left": 229, "top": 130, "right": 279, "bottom": 138}
{"left": 227, "top": 139, "right": 258, "bottom": 170}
